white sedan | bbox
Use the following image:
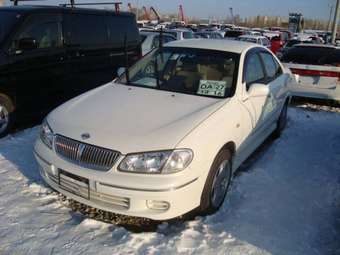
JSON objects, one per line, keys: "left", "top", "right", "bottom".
{"left": 34, "top": 40, "right": 291, "bottom": 220}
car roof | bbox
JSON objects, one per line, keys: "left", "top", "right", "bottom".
{"left": 0, "top": 5, "right": 134, "bottom": 16}
{"left": 239, "top": 35, "right": 266, "bottom": 39}
{"left": 164, "top": 39, "right": 258, "bottom": 53}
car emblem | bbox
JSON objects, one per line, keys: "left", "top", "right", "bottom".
{"left": 81, "top": 133, "right": 90, "bottom": 140}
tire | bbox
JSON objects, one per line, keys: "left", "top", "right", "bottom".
{"left": 273, "top": 100, "right": 288, "bottom": 138}
{"left": 0, "top": 94, "right": 14, "bottom": 138}
{"left": 199, "top": 148, "right": 232, "bottom": 215}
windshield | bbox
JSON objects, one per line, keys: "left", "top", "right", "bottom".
{"left": 0, "top": 11, "right": 20, "bottom": 43}
{"left": 118, "top": 47, "right": 239, "bottom": 98}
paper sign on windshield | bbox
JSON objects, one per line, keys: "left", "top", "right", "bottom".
{"left": 197, "top": 80, "right": 227, "bottom": 97}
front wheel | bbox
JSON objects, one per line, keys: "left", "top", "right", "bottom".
{"left": 199, "top": 149, "right": 232, "bottom": 215}
{"left": 0, "top": 95, "right": 14, "bottom": 138}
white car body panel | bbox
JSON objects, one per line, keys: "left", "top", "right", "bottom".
{"left": 285, "top": 63, "right": 340, "bottom": 101}
{"left": 48, "top": 84, "right": 227, "bottom": 154}
{"left": 35, "top": 40, "right": 291, "bottom": 220}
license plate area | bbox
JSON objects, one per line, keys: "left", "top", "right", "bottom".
{"left": 58, "top": 169, "right": 89, "bottom": 199}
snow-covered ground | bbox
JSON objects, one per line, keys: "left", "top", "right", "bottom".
{"left": 0, "top": 106, "right": 339, "bottom": 255}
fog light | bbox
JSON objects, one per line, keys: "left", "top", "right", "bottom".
{"left": 146, "top": 200, "right": 170, "bottom": 211}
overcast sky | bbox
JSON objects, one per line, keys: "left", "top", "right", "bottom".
{"left": 3, "top": 0, "right": 336, "bottom": 21}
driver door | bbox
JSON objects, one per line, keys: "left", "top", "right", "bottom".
{"left": 8, "top": 13, "right": 65, "bottom": 116}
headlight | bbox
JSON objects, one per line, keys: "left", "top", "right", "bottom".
{"left": 118, "top": 149, "right": 193, "bottom": 174}
{"left": 40, "top": 119, "right": 54, "bottom": 149}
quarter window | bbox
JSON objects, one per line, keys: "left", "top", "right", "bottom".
{"left": 260, "top": 52, "right": 277, "bottom": 81}
{"left": 244, "top": 53, "right": 265, "bottom": 89}
{"left": 65, "top": 14, "right": 107, "bottom": 47}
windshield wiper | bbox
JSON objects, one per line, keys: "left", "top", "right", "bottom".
{"left": 154, "top": 56, "right": 160, "bottom": 88}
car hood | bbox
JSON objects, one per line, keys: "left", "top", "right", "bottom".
{"left": 48, "top": 83, "right": 227, "bottom": 154}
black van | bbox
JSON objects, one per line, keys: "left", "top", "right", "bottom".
{"left": 0, "top": 6, "right": 141, "bottom": 137}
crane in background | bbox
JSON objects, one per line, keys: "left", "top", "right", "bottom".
{"left": 142, "top": 6, "right": 151, "bottom": 21}
{"left": 229, "top": 7, "right": 234, "bottom": 24}
{"left": 127, "top": 2, "right": 133, "bottom": 12}
{"left": 179, "top": 4, "right": 186, "bottom": 24}
{"left": 150, "top": 6, "right": 161, "bottom": 23}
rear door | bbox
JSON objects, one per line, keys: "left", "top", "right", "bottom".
{"left": 63, "top": 12, "right": 112, "bottom": 97}
{"left": 8, "top": 13, "right": 65, "bottom": 115}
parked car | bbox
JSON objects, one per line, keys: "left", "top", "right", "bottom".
{"left": 0, "top": 6, "right": 141, "bottom": 138}
{"left": 238, "top": 35, "right": 271, "bottom": 48}
{"left": 276, "top": 38, "right": 314, "bottom": 59}
{"left": 224, "top": 30, "right": 244, "bottom": 40}
{"left": 282, "top": 44, "right": 340, "bottom": 102}
{"left": 35, "top": 39, "right": 291, "bottom": 220}
{"left": 164, "top": 29, "right": 194, "bottom": 40}
{"left": 194, "top": 32, "right": 223, "bottom": 39}
{"left": 270, "top": 36, "right": 284, "bottom": 55}
{"left": 140, "top": 31, "right": 176, "bottom": 56}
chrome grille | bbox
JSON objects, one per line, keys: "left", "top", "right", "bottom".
{"left": 55, "top": 135, "right": 120, "bottom": 171}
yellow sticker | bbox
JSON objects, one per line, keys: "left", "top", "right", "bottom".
{"left": 197, "top": 80, "right": 227, "bottom": 97}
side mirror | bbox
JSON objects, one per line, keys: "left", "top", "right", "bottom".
{"left": 18, "top": 37, "right": 38, "bottom": 51}
{"left": 248, "top": 83, "right": 270, "bottom": 97}
{"left": 117, "top": 67, "right": 126, "bottom": 77}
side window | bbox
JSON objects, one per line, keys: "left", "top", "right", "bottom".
{"left": 12, "top": 16, "right": 61, "bottom": 51}
{"left": 260, "top": 52, "right": 282, "bottom": 81}
{"left": 107, "top": 16, "right": 139, "bottom": 46}
{"left": 244, "top": 53, "right": 266, "bottom": 90}
{"left": 65, "top": 14, "right": 107, "bottom": 47}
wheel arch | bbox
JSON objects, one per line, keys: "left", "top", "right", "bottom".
{"left": 0, "top": 92, "right": 15, "bottom": 112}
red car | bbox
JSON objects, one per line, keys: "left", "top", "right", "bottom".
{"left": 270, "top": 36, "right": 284, "bottom": 55}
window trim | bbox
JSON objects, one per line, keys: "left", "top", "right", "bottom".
{"left": 259, "top": 50, "right": 283, "bottom": 83}
{"left": 243, "top": 48, "right": 267, "bottom": 90}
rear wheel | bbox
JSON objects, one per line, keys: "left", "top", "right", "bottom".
{"left": 0, "top": 95, "right": 14, "bottom": 138}
{"left": 199, "top": 149, "right": 232, "bottom": 215}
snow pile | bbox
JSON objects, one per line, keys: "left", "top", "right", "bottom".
{"left": 0, "top": 107, "right": 339, "bottom": 255}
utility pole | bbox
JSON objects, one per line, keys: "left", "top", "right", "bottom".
{"left": 136, "top": 0, "right": 139, "bottom": 21}
{"left": 331, "top": 0, "right": 340, "bottom": 44}
{"left": 327, "top": 4, "right": 334, "bottom": 31}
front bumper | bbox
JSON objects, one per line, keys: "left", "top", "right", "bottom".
{"left": 34, "top": 139, "right": 204, "bottom": 220}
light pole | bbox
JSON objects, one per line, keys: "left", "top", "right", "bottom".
{"left": 327, "top": 4, "right": 334, "bottom": 31}
{"left": 331, "top": 0, "right": 340, "bottom": 44}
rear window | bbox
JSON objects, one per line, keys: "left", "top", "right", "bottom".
{"left": 285, "top": 40, "right": 301, "bottom": 48}
{"left": 0, "top": 11, "right": 20, "bottom": 43}
{"left": 282, "top": 46, "right": 340, "bottom": 66}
